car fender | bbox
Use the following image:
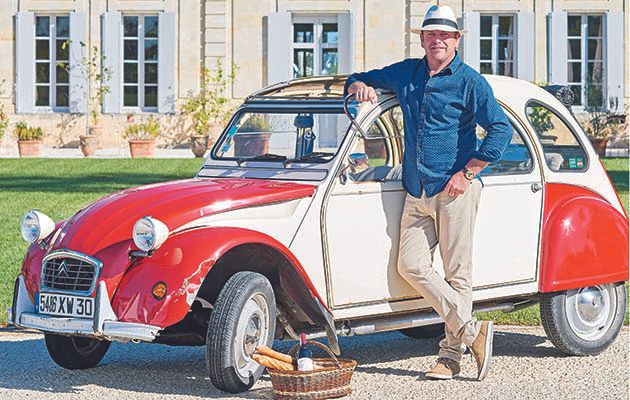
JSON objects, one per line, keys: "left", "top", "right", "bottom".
{"left": 539, "top": 183, "right": 629, "bottom": 292}
{"left": 111, "top": 226, "right": 331, "bottom": 328}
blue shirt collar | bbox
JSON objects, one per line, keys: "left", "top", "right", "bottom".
{"left": 422, "top": 51, "right": 462, "bottom": 78}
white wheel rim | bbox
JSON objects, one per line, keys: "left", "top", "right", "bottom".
{"left": 565, "top": 284, "right": 617, "bottom": 341}
{"left": 233, "top": 292, "right": 270, "bottom": 381}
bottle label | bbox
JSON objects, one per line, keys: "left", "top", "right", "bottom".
{"left": 297, "top": 357, "right": 314, "bottom": 372}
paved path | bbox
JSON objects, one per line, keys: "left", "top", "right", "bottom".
{"left": 0, "top": 326, "right": 627, "bottom": 399}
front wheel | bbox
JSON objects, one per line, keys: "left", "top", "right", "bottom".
{"left": 44, "top": 334, "right": 111, "bottom": 369}
{"left": 206, "top": 271, "right": 277, "bottom": 393}
{"left": 540, "top": 282, "right": 626, "bottom": 356}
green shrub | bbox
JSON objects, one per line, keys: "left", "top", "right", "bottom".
{"left": 14, "top": 122, "right": 43, "bottom": 141}
{"left": 124, "top": 116, "right": 161, "bottom": 140}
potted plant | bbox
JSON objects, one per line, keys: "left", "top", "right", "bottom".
{"left": 59, "top": 42, "right": 111, "bottom": 157}
{"left": 233, "top": 114, "right": 272, "bottom": 157}
{"left": 182, "top": 59, "right": 237, "bottom": 157}
{"left": 124, "top": 116, "right": 160, "bottom": 158}
{"left": 15, "top": 122, "right": 44, "bottom": 157}
{"left": 583, "top": 111, "right": 612, "bottom": 157}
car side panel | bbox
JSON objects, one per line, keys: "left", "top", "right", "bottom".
{"left": 111, "top": 226, "right": 328, "bottom": 328}
{"left": 539, "top": 183, "right": 629, "bottom": 292}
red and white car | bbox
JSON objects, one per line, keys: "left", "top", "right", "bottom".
{"left": 10, "top": 76, "right": 628, "bottom": 393}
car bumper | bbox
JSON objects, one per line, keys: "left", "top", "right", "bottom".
{"left": 8, "top": 275, "right": 161, "bottom": 343}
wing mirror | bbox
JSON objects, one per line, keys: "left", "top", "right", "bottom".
{"left": 339, "top": 152, "right": 369, "bottom": 185}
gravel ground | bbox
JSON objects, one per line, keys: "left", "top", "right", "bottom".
{"left": 0, "top": 326, "right": 628, "bottom": 400}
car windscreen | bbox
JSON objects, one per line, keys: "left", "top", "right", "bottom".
{"left": 212, "top": 110, "right": 351, "bottom": 164}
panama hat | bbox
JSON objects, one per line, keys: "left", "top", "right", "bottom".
{"left": 410, "top": 5, "right": 465, "bottom": 34}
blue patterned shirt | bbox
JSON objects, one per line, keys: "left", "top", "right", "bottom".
{"left": 344, "top": 53, "right": 512, "bottom": 197}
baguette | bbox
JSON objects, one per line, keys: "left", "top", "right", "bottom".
{"left": 251, "top": 353, "right": 294, "bottom": 371}
{"left": 255, "top": 345, "right": 294, "bottom": 364}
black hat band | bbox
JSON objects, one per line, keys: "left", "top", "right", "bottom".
{"left": 422, "top": 18, "right": 459, "bottom": 29}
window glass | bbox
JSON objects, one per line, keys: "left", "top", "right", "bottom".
{"left": 525, "top": 101, "right": 588, "bottom": 171}
{"left": 34, "top": 15, "right": 69, "bottom": 109}
{"left": 346, "top": 106, "right": 404, "bottom": 182}
{"left": 477, "top": 123, "right": 533, "bottom": 176}
{"left": 123, "top": 15, "right": 159, "bottom": 110}
{"left": 479, "top": 15, "right": 515, "bottom": 77}
{"left": 292, "top": 19, "right": 338, "bottom": 78}
{"left": 566, "top": 15, "right": 605, "bottom": 109}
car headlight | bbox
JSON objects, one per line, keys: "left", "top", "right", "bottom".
{"left": 133, "top": 216, "right": 169, "bottom": 252}
{"left": 20, "top": 210, "right": 56, "bottom": 243}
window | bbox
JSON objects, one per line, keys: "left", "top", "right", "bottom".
{"left": 525, "top": 101, "right": 588, "bottom": 172}
{"left": 123, "top": 15, "right": 158, "bottom": 110}
{"left": 477, "top": 123, "right": 533, "bottom": 176}
{"left": 292, "top": 17, "right": 338, "bottom": 78}
{"left": 479, "top": 15, "right": 515, "bottom": 77}
{"left": 35, "top": 15, "right": 70, "bottom": 110}
{"left": 567, "top": 15, "right": 604, "bottom": 109}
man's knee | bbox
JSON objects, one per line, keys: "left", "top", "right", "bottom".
{"left": 398, "top": 258, "right": 433, "bottom": 284}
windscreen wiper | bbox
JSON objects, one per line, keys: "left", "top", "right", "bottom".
{"left": 236, "top": 153, "right": 288, "bottom": 166}
{"left": 283, "top": 151, "right": 335, "bottom": 166}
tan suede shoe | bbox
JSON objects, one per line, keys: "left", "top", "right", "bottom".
{"left": 425, "top": 357, "right": 461, "bottom": 380}
{"left": 469, "top": 320, "right": 494, "bottom": 381}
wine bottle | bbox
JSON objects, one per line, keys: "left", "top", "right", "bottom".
{"left": 296, "top": 333, "right": 314, "bottom": 371}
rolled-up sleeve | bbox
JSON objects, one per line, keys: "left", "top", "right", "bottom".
{"left": 470, "top": 77, "right": 512, "bottom": 163}
{"left": 343, "top": 60, "right": 408, "bottom": 96}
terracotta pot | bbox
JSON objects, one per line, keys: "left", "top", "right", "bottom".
{"left": 233, "top": 133, "right": 271, "bottom": 157}
{"left": 590, "top": 137, "right": 609, "bottom": 158}
{"left": 128, "top": 139, "right": 155, "bottom": 158}
{"left": 17, "top": 140, "right": 43, "bottom": 157}
{"left": 89, "top": 125, "right": 104, "bottom": 149}
{"left": 80, "top": 135, "right": 98, "bottom": 157}
{"left": 191, "top": 135, "right": 209, "bottom": 158}
{"left": 364, "top": 138, "right": 387, "bottom": 159}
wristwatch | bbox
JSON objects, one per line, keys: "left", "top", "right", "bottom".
{"left": 462, "top": 167, "right": 475, "bottom": 181}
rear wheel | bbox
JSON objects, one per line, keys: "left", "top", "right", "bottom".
{"left": 206, "top": 271, "right": 276, "bottom": 393}
{"left": 399, "top": 323, "right": 446, "bottom": 339}
{"left": 540, "top": 282, "right": 626, "bottom": 356}
{"left": 44, "top": 334, "right": 111, "bottom": 369}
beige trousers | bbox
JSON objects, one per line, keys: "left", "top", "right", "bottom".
{"left": 397, "top": 180, "right": 482, "bottom": 362}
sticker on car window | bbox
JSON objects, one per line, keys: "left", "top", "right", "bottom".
{"left": 568, "top": 157, "right": 585, "bottom": 169}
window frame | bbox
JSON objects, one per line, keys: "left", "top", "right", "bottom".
{"left": 567, "top": 14, "right": 606, "bottom": 111}
{"left": 34, "top": 14, "right": 70, "bottom": 113}
{"left": 121, "top": 14, "right": 159, "bottom": 113}
{"left": 479, "top": 14, "right": 516, "bottom": 77}
{"left": 524, "top": 99, "right": 591, "bottom": 173}
{"left": 291, "top": 15, "right": 339, "bottom": 78}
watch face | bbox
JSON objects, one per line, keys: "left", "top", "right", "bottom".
{"left": 464, "top": 170, "right": 475, "bottom": 180}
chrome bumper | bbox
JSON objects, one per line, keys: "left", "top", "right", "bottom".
{"left": 9, "top": 275, "right": 161, "bottom": 343}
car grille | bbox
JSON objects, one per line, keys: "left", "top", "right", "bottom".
{"left": 41, "top": 255, "right": 98, "bottom": 293}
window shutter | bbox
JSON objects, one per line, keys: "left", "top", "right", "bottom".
{"left": 158, "top": 12, "right": 176, "bottom": 113}
{"left": 15, "top": 12, "right": 35, "bottom": 113}
{"left": 266, "top": 12, "right": 292, "bottom": 85}
{"left": 461, "top": 12, "right": 480, "bottom": 71}
{"left": 548, "top": 12, "right": 567, "bottom": 85}
{"left": 102, "top": 11, "right": 121, "bottom": 114}
{"left": 516, "top": 12, "right": 535, "bottom": 82}
{"left": 337, "top": 12, "right": 354, "bottom": 75}
{"left": 69, "top": 12, "right": 88, "bottom": 114}
{"left": 605, "top": 12, "right": 624, "bottom": 112}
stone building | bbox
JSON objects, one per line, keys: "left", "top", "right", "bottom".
{"left": 0, "top": 0, "right": 626, "bottom": 151}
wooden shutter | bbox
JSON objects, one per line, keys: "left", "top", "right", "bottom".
{"left": 462, "top": 11, "right": 480, "bottom": 71}
{"left": 266, "top": 12, "right": 292, "bottom": 85}
{"left": 15, "top": 12, "right": 35, "bottom": 113}
{"left": 158, "top": 12, "right": 176, "bottom": 113}
{"left": 102, "top": 11, "right": 121, "bottom": 113}
{"left": 69, "top": 12, "right": 88, "bottom": 114}
{"left": 605, "top": 12, "right": 624, "bottom": 112}
{"left": 337, "top": 12, "right": 355, "bottom": 75}
{"left": 548, "top": 12, "right": 567, "bottom": 85}
{"left": 516, "top": 12, "right": 535, "bottom": 82}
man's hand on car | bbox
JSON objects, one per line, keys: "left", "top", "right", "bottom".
{"left": 348, "top": 82, "right": 378, "bottom": 104}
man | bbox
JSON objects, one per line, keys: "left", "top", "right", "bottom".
{"left": 344, "top": 5, "right": 512, "bottom": 381}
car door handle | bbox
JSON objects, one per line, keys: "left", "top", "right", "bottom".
{"left": 531, "top": 183, "right": 543, "bottom": 193}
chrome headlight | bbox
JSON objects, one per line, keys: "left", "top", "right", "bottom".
{"left": 20, "top": 210, "right": 55, "bottom": 243}
{"left": 133, "top": 216, "right": 169, "bottom": 252}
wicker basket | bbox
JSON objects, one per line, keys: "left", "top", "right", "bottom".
{"left": 267, "top": 340, "right": 358, "bottom": 400}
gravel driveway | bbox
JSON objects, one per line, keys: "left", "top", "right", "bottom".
{"left": 0, "top": 326, "right": 627, "bottom": 399}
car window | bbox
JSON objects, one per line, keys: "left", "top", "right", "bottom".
{"left": 477, "top": 122, "right": 533, "bottom": 176}
{"left": 346, "top": 106, "right": 404, "bottom": 182}
{"left": 525, "top": 101, "right": 588, "bottom": 172}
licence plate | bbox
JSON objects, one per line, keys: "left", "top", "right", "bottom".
{"left": 37, "top": 293, "right": 94, "bottom": 318}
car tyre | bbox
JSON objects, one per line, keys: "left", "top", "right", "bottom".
{"left": 206, "top": 271, "right": 277, "bottom": 393}
{"left": 540, "top": 282, "right": 626, "bottom": 356}
{"left": 44, "top": 334, "right": 111, "bottom": 369}
{"left": 399, "top": 323, "right": 446, "bottom": 339}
